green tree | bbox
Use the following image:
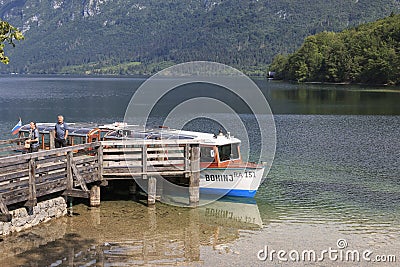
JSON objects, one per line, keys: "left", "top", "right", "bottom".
{"left": 270, "top": 14, "right": 400, "bottom": 85}
{"left": 268, "top": 54, "right": 288, "bottom": 79}
{"left": 0, "top": 20, "right": 24, "bottom": 64}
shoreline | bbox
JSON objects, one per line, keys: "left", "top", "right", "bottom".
{"left": 269, "top": 78, "right": 400, "bottom": 88}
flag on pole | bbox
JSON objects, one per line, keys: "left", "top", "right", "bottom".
{"left": 11, "top": 118, "right": 22, "bottom": 135}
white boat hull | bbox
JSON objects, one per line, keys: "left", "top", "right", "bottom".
{"left": 200, "top": 167, "right": 265, "bottom": 198}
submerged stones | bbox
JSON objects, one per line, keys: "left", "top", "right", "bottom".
{"left": 0, "top": 197, "right": 67, "bottom": 236}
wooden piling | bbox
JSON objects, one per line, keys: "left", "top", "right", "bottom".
{"left": 147, "top": 177, "right": 157, "bottom": 206}
{"left": 142, "top": 145, "right": 147, "bottom": 180}
{"left": 67, "top": 197, "right": 73, "bottom": 216}
{"left": 189, "top": 145, "right": 200, "bottom": 207}
{"left": 49, "top": 131, "right": 55, "bottom": 149}
{"left": 90, "top": 184, "right": 101, "bottom": 207}
{"left": 156, "top": 176, "right": 163, "bottom": 201}
{"left": 0, "top": 195, "right": 11, "bottom": 222}
{"left": 97, "top": 145, "right": 103, "bottom": 182}
{"left": 66, "top": 151, "right": 73, "bottom": 190}
{"left": 128, "top": 180, "right": 138, "bottom": 197}
{"left": 184, "top": 144, "right": 190, "bottom": 178}
{"left": 27, "top": 158, "right": 37, "bottom": 208}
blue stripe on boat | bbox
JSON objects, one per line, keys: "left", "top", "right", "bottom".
{"left": 200, "top": 188, "right": 257, "bottom": 198}
{"left": 203, "top": 167, "right": 264, "bottom": 171}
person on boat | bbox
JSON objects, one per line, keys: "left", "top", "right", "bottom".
{"left": 25, "top": 121, "right": 40, "bottom": 153}
{"left": 54, "top": 115, "right": 69, "bottom": 148}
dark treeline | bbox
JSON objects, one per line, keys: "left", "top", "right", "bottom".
{"left": 269, "top": 13, "right": 400, "bottom": 85}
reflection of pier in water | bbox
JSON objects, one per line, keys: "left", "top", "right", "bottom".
{"left": 0, "top": 197, "right": 269, "bottom": 266}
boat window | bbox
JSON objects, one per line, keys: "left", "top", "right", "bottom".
{"left": 200, "top": 146, "right": 215, "bottom": 162}
{"left": 218, "top": 143, "right": 239, "bottom": 161}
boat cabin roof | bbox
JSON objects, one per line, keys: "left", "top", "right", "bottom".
{"left": 20, "top": 123, "right": 99, "bottom": 137}
{"left": 103, "top": 124, "right": 241, "bottom": 146}
{"left": 20, "top": 122, "right": 241, "bottom": 146}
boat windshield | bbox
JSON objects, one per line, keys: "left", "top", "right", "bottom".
{"left": 218, "top": 143, "right": 239, "bottom": 161}
{"left": 200, "top": 146, "right": 215, "bottom": 162}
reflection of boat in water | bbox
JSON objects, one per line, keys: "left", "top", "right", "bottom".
{"left": 198, "top": 196, "right": 263, "bottom": 228}
{"left": 18, "top": 122, "right": 266, "bottom": 198}
{"left": 0, "top": 197, "right": 265, "bottom": 266}
{"left": 161, "top": 194, "right": 264, "bottom": 228}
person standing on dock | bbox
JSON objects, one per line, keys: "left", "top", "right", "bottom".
{"left": 54, "top": 115, "right": 69, "bottom": 148}
{"left": 25, "top": 121, "right": 39, "bottom": 153}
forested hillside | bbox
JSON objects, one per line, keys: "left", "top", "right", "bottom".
{"left": 269, "top": 14, "right": 400, "bottom": 85}
{"left": 0, "top": 0, "right": 399, "bottom": 75}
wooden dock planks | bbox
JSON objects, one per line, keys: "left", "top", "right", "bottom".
{"left": 0, "top": 139, "right": 201, "bottom": 221}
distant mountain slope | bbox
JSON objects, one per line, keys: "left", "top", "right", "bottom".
{"left": 0, "top": 0, "right": 399, "bottom": 75}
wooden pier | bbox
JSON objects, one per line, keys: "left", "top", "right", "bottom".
{"left": 0, "top": 139, "right": 200, "bottom": 222}
{"left": 0, "top": 138, "right": 26, "bottom": 157}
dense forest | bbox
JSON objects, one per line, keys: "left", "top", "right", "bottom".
{"left": 269, "top": 13, "right": 400, "bottom": 85}
{"left": 0, "top": 0, "right": 399, "bottom": 76}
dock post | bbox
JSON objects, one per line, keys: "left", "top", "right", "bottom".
{"left": 0, "top": 195, "right": 11, "bottom": 222}
{"left": 49, "top": 131, "right": 55, "bottom": 149}
{"left": 90, "top": 184, "right": 101, "bottom": 207}
{"left": 142, "top": 145, "right": 147, "bottom": 180}
{"left": 147, "top": 177, "right": 157, "bottom": 206}
{"left": 156, "top": 176, "right": 163, "bottom": 201}
{"left": 128, "top": 180, "right": 137, "bottom": 194}
{"left": 184, "top": 144, "right": 190, "bottom": 178}
{"left": 67, "top": 197, "right": 74, "bottom": 216}
{"left": 189, "top": 145, "right": 200, "bottom": 207}
{"left": 128, "top": 179, "right": 138, "bottom": 199}
{"left": 66, "top": 151, "right": 74, "bottom": 216}
{"left": 97, "top": 145, "right": 103, "bottom": 182}
{"left": 66, "top": 151, "right": 73, "bottom": 190}
{"left": 27, "top": 158, "right": 37, "bottom": 208}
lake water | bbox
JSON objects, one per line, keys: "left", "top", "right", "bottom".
{"left": 0, "top": 76, "right": 399, "bottom": 266}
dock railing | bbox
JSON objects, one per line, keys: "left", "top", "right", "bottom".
{"left": 0, "top": 142, "right": 101, "bottom": 221}
{"left": 0, "top": 137, "right": 27, "bottom": 157}
{"left": 0, "top": 139, "right": 201, "bottom": 221}
{"left": 100, "top": 140, "right": 201, "bottom": 205}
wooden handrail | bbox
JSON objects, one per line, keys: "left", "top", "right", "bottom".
{"left": 0, "top": 142, "right": 101, "bottom": 164}
{"left": 101, "top": 139, "right": 201, "bottom": 146}
{"left": 0, "top": 137, "right": 27, "bottom": 145}
{"left": 0, "top": 139, "right": 201, "bottom": 218}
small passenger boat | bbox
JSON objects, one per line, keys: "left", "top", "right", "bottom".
{"left": 100, "top": 123, "right": 266, "bottom": 198}
{"left": 19, "top": 122, "right": 266, "bottom": 198}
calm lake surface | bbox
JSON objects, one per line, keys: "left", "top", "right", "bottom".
{"left": 0, "top": 75, "right": 399, "bottom": 266}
